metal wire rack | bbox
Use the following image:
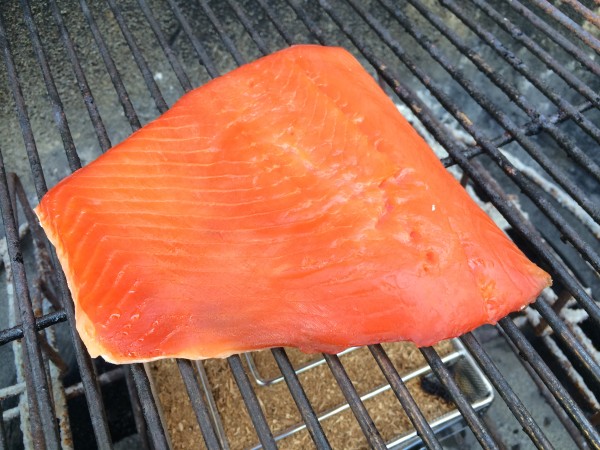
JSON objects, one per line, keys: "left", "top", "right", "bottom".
{"left": 0, "top": 0, "right": 598, "bottom": 449}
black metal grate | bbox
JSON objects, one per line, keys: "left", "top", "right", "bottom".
{"left": 0, "top": 0, "right": 599, "bottom": 449}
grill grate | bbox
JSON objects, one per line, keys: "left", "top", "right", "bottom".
{"left": 0, "top": 0, "right": 599, "bottom": 449}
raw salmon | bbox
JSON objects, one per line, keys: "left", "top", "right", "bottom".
{"left": 35, "top": 45, "right": 551, "bottom": 363}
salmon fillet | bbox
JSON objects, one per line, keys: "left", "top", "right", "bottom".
{"left": 35, "top": 45, "right": 551, "bottom": 363}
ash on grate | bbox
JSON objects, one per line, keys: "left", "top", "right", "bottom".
{"left": 150, "top": 341, "right": 454, "bottom": 449}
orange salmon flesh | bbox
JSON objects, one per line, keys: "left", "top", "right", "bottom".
{"left": 35, "top": 45, "right": 551, "bottom": 364}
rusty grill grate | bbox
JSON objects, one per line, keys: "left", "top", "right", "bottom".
{"left": 0, "top": 0, "right": 599, "bottom": 449}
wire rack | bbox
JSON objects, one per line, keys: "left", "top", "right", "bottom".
{"left": 0, "top": 0, "right": 599, "bottom": 449}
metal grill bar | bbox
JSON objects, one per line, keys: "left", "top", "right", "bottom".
{"left": 533, "top": 298, "right": 600, "bottom": 387}
{"left": 136, "top": 0, "right": 192, "bottom": 93}
{"left": 368, "top": 344, "right": 443, "bottom": 450}
{"left": 470, "top": 153, "right": 600, "bottom": 388}
{"left": 199, "top": 0, "right": 246, "bottom": 66}
{"left": 0, "top": 400, "right": 6, "bottom": 450}
{"left": 561, "top": 0, "right": 600, "bottom": 28}
{"left": 226, "top": 0, "right": 270, "bottom": 56}
{"left": 528, "top": 0, "right": 600, "bottom": 52}
{"left": 1, "top": 67, "right": 72, "bottom": 448}
{"left": 194, "top": 360, "right": 230, "bottom": 449}
{"left": 176, "top": 359, "right": 221, "bottom": 450}
{"left": 408, "top": 0, "right": 600, "bottom": 182}
{"left": 129, "top": 363, "right": 169, "bottom": 449}
{"left": 106, "top": 0, "right": 168, "bottom": 115}
{"left": 48, "top": 0, "right": 111, "bottom": 152}
{"left": 53, "top": 259, "right": 114, "bottom": 447}
{"left": 271, "top": 348, "right": 332, "bottom": 449}
{"left": 228, "top": 355, "right": 277, "bottom": 450}
{"left": 420, "top": 347, "right": 498, "bottom": 450}
{"left": 497, "top": 323, "right": 593, "bottom": 450}
{"left": 0, "top": 9, "right": 47, "bottom": 197}
{"left": 79, "top": 0, "right": 141, "bottom": 130}
{"left": 499, "top": 318, "right": 600, "bottom": 445}
{"left": 470, "top": 0, "right": 600, "bottom": 114}
{"left": 0, "top": 310, "right": 67, "bottom": 346}
{"left": 256, "top": 0, "right": 295, "bottom": 45}
{"left": 438, "top": 0, "right": 600, "bottom": 169}
{"left": 9, "top": 173, "right": 58, "bottom": 292}
{"left": 460, "top": 333, "right": 553, "bottom": 449}
{"left": 439, "top": 99, "right": 596, "bottom": 169}
{"left": 227, "top": 1, "right": 281, "bottom": 60}
{"left": 65, "top": 367, "right": 124, "bottom": 399}
{"left": 285, "top": 0, "right": 325, "bottom": 44}
{"left": 166, "top": 0, "right": 220, "bottom": 79}
{"left": 0, "top": 151, "right": 59, "bottom": 449}
{"left": 323, "top": 354, "right": 387, "bottom": 449}
{"left": 123, "top": 367, "right": 151, "bottom": 450}
{"left": 506, "top": 0, "right": 600, "bottom": 77}
{"left": 18, "top": 0, "right": 81, "bottom": 172}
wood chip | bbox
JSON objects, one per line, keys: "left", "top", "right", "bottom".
{"left": 150, "top": 341, "right": 454, "bottom": 449}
